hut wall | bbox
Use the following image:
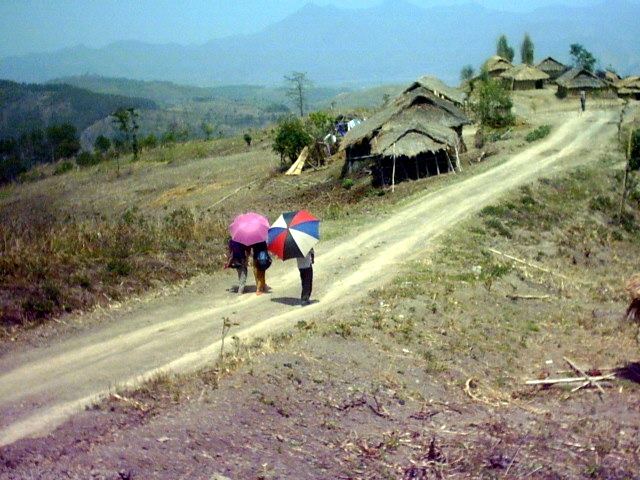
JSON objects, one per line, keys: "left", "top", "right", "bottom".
{"left": 558, "top": 86, "right": 616, "bottom": 98}
{"left": 372, "top": 151, "right": 451, "bottom": 187}
{"left": 345, "top": 142, "right": 373, "bottom": 174}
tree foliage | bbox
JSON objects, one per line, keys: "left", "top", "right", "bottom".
{"left": 112, "top": 108, "right": 140, "bottom": 160}
{"left": 570, "top": 44, "right": 597, "bottom": 72}
{"left": 521, "top": 34, "right": 534, "bottom": 65}
{"left": 496, "top": 35, "right": 515, "bottom": 62}
{"left": 272, "top": 115, "right": 310, "bottom": 166}
{"left": 471, "top": 79, "right": 514, "bottom": 128}
{"left": 306, "top": 111, "right": 333, "bottom": 141}
{"left": 94, "top": 135, "right": 111, "bottom": 154}
{"left": 460, "top": 65, "right": 475, "bottom": 82}
{"left": 284, "top": 72, "right": 313, "bottom": 117}
{"left": 46, "top": 123, "right": 80, "bottom": 160}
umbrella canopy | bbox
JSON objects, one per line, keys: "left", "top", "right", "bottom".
{"left": 229, "top": 212, "right": 270, "bottom": 246}
{"left": 268, "top": 210, "right": 320, "bottom": 260}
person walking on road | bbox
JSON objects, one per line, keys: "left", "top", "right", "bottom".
{"left": 251, "top": 241, "right": 271, "bottom": 295}
{"left": 580, "top": 90, "right": 586, "bottom": 113}
{"left": 225, "top": 238, "right": 249, "bottom": 294}
{"left": 297, "top": 248, "right": 314, "bottom": 306}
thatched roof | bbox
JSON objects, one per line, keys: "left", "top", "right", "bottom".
{"left": 404, "top": 76, "right": 467, "bottom": 106}
{"left": 604, "top": 70, "right": 621, "bottom": 83}
{"left": 537, "top": 57, "right": 566, "bottom": 72}
{"left": 501, "top": 64, "right": 549, "bottom": 82}
{"left": 616, "top": 76, "right": 640, "bottom": 94}
{"left": 371, "top": 108, "right": 459, "bottom": 157}
{"left": 485, "top": 55, "right": 513, "bottom": 73}
{"left": 556, "top": 68, "right": 608, "bottom": 89}
{"left": 342, "top": 89, "right": 469, "bottom": 150}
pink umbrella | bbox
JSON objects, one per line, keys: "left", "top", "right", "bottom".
{"left": 229, "top": 212, "right": 270, "bottom": 246}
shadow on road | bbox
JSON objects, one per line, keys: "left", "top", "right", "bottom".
{"left": 271, "top": 297, "right": 319, "bottom": 307}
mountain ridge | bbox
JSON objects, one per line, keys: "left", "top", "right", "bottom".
{"left": 0, "top": 0, "right": 638, "bottom": 86}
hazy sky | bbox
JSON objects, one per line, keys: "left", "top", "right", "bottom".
{"left": 0, "top": 0, "right": 607, "bottom": 57}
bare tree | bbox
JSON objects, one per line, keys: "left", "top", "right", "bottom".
{"left": 285, "top": 72, "right": 312, "bottom": 117}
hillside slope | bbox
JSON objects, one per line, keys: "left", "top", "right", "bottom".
{"left": 0, "top": 79, "right": 156, "bottom": 139}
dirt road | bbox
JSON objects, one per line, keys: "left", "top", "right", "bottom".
{"left": 0, "top": 109, "right": 617, "bottom": 447}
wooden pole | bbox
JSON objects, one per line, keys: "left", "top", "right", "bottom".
{"left": 391, "top": 143, "right": 396, "bottom": 193}
{"left": 620, "top": 128, "right": 633, "bottom": 219}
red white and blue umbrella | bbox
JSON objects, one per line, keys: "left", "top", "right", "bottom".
{"left": 229, "top": 212, "right": 269, "bottom": 246}
{"left": 268, "top": 210, "right": 320, "bottom": 260}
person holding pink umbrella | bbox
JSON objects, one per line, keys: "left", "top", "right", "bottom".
{"left": 224, "top": 237, "right": 250, "bottom": 294}
{"left": 228, "top": 212, "right": 270, "bottom": 295}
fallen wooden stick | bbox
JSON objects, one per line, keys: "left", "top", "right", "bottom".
{"left": 564, "top": 357, "right": 606, "bottom": 395}
{"left": 525, "top": 373, "right": 616, "bottom": 386}
{"left": 488, "top": 248, "right": 570, "bottom": 281}
{"left": 507, "top": 294, "right": 552, "bottom": 301}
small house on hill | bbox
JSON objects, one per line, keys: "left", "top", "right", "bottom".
{"left": 556, "top": 68, "right": 612, "bottom": 97}
{"left": 536, "top": 57, "right": 567, "bottom": 81}
{"left": 484, "top": 56, "right": 513, "bottom": 79}
{"left": 404, "top": 76, "right": 467, "bottom": 107}
{"left": 616, "top": 76, "right": 640, "bottom": 100}
{"left": 500, "top": 64, "right": 549, "bottom": 90}
{"left": 341, "top": 83, "right": 471, "bottom": 187}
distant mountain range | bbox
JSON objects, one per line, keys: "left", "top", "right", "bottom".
{"left": 0, "top": 0, "right": 638, "bottom": 86}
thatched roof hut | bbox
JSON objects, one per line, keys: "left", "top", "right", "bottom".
{"left": 603, "top": 70, "right": 621, "bottom": 83}
{"left": 500, "top": 64, "right": 549, "bottom": 90}
{"left": 536, "top": 57, "right": 567, "bottom": 80}
{"left": 484, "top": 56, "right": 513, "bottom": 78}
{"left": 404, "top": 76, "right": 467, "bottom": 107}
{"left": 615, "top": 76, "right": 640, "bottom": 100}
{"left": 341, "top": 83, "right": 470, "bottom": 186}
{"left": 556, "top": 68, "right": 612, "bottom": 97}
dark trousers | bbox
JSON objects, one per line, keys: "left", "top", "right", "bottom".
{"left": 299, "top": 267, "right": 313, "bottom": 301}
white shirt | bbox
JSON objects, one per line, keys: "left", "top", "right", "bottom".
{"left": 297, "top": 251, "right": 313, "bottom": 269}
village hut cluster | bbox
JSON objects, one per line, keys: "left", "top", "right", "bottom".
{"left": 478, "top": 54, "right": 636, "bottom": 99}
{"left": 340, "top": 76, "right": 470, "bottom": 187}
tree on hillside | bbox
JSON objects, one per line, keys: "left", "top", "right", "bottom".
{"left": 496, "top": 35, "right": 515, "bottom": 62}
{"left": 111, "top": 108, "right": 140, "bottom": 160}
{"left": 46, "top": 123, "right": 80, "bottom": 160}
{"left": 471, "top": 78, "right": 514, "bottom": 128}
{"left": 460, "top": 65, "right": 475, "bottom": 82}
{"left": 570, "top": 44, "right": 597, "bottom": 72}
{"left": 201, "top": 122, "right": 215, "bottom": 140}
{"left": 521, "top": 33, "right": 534, "bottom": 65}
{"left": 285, "top": 72, "right": 313, "bottom": 117}
{"left": 272, "top": 115, "right": 310, "bottom": 167}
{"left": 94, "top": 135, "right": 111, "bottom": 154}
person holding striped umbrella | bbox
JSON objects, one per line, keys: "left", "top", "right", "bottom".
{"left": 268, "top": 210, "right": 320, "bottom": 306}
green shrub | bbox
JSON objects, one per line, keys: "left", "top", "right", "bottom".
{"left": 76, "top": 151, "right": 100, "bottom": 167}
{"left": 53, "top": 161, "right": 74, "bottom": 176}
{"left": 525, "top": 125, "right": 551, "bottom": 143}
{"left": 484, "top": 218, "right": 513, "bottom": 238}
{"left": 589, "top": 194, "right": 614, "bottom": 212}
{"left": 106, "top": 257, "right": 132, "bottom": 276}
{"left": 341, "top": 178, "right": 355, "bottom": 190}
{"left": 272, "top": 115, "right": 311, "bottom": 166}
{"left": 471, "top": 78, "right": 514, "bottom": 128}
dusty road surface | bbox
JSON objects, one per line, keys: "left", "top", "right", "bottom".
{"left": 0, "top": 109, "right": 617, "bottom": 447}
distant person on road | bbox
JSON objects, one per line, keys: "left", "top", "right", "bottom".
{"left": 580, "top": 90, "right": 586, "bottom": 113}
{"left": 297, "top": 248, "right": 314, "bottom": 306}
{"left": 225, "top": 238, "right": 249, "bottom": 294}
{"left": 251, "top": 241, "right": 271, "bottom": 295}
